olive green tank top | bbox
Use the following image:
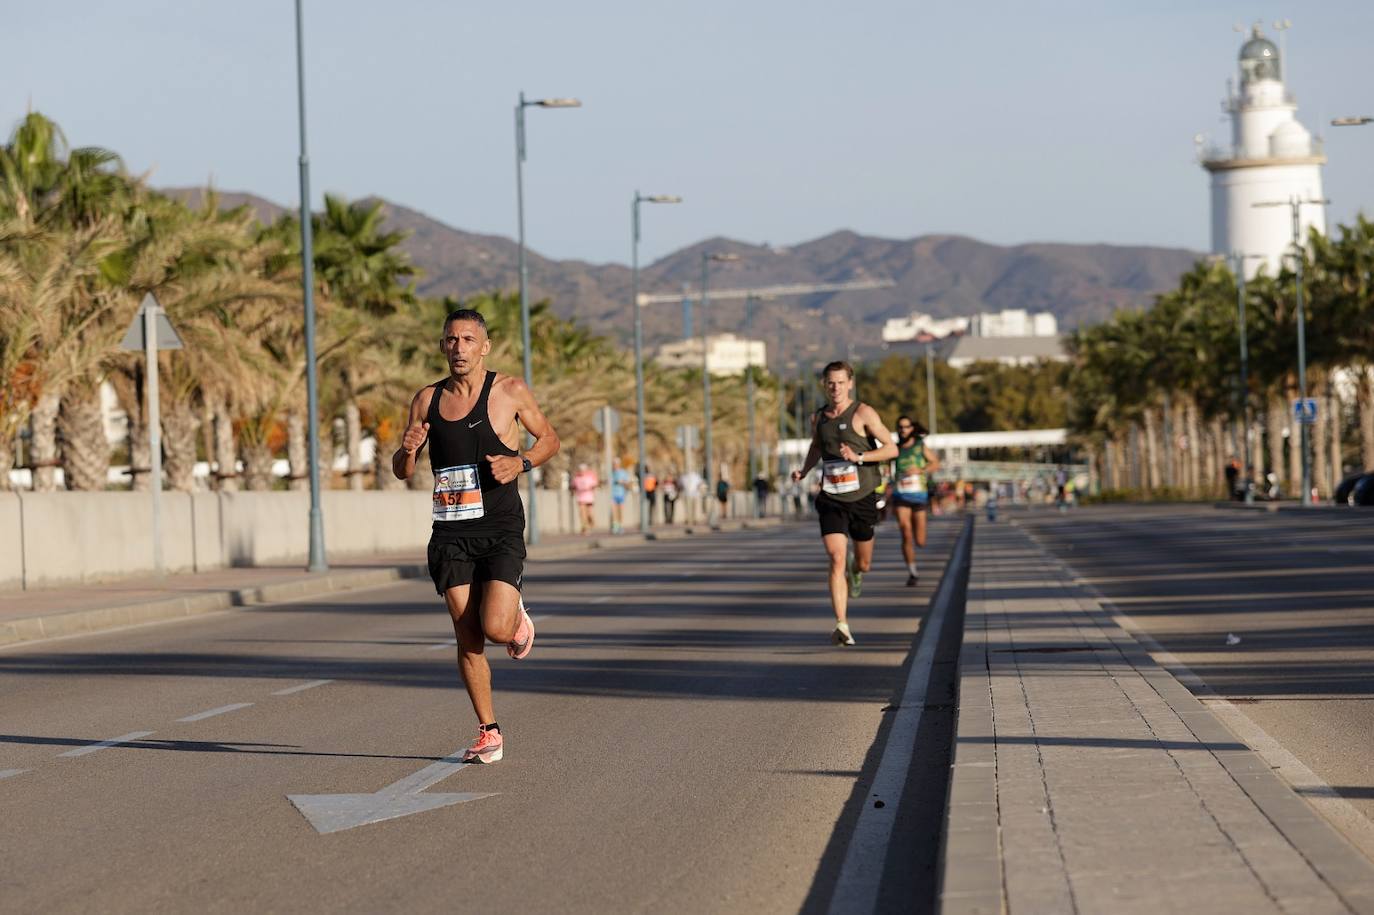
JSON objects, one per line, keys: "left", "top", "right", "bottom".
{"left": 815, "top": 400, "right": 880, "bottom": 502}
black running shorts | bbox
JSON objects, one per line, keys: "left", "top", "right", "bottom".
{"left": 816, "top": 492, "right": 879, "bottom": 542}
{"left": 427, "top": 532, "right": 526, "bottom": 595}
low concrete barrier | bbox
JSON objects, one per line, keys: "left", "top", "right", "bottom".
{"left": 0, "top": 486, "right": 773, "bottom": 590}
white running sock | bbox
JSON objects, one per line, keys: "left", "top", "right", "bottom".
{"left": 906, "top": 562, "right": 918, "bottom": 576}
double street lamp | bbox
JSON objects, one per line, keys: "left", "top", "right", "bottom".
{"left": 699, "top": 251, "right": 739, "bottom": 522}
{"left": 632, "top": 192, "right": 683, "bottom": 533}
{"left": 514, "top": 92, "right": 580, "bottom": 545}
{"left": 1253, "top": 196, "right": 1328, "bottom": 506}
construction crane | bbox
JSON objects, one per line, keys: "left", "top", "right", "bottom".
{"left": 634, "top": 277, "right": 894, "bottom": 307}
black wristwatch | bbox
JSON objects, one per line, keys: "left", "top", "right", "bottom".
{"left": 521, "top": 456, "right": 533, "bottom": 473}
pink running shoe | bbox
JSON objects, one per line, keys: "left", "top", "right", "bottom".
{"left": 461, "top": 726, "right": 503, "bottom": 764}
{"left": 507, "top": 605, "right": 535, "bottom": 660}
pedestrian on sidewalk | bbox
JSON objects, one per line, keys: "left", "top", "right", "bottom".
{"left": 662, "top": 474, "right": 679, "bottom": 524}
{"left": 791, "top": 360, "right": 898, "bottom": 647}
{"left": 611, "top": 459, "right": 632, "bottom": 534}
{"left": 643, "top": 468, "right": 658, "bottom": 525}
{"left": 392, "top": 307, "right": 559, "bottom": 765}
{"left": 752, "top": 472, "right": 769, "bottom": 517}
{"left": 572, "top": 463, "right": 598, "bottom": 534}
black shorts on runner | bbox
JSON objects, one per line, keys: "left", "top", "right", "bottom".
{"left": 816, "top": 492, "right": 879, "bottom": 542}
{"left": 427, "top": 532, "right": 526, "bottom": 595}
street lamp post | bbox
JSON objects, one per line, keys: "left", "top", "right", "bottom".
{"left": 742, "top": 294, "right": 769, "bottom": 489}
{"left": 294, "top": 0, "right": 326, "bottom": 572}
{"left": 925, "top": 342, "right": 938, "bottom": 436}
{"left": 1254, "top": 196, "right": 1329, "bottom": 505}
{"left": 1231, "top": 252, "right": 1264, "bottom": 503}
{"left": 631, "top": 192, "right": 682, "bottom": 534}
{"left": 699, "top": 252, "right": 739, "bottom": 523}
{"left": 514, "top": 92, "right": 580, "bottom": 545}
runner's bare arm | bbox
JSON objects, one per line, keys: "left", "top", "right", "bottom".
{"left": 486, "top": 379, "right": 561, "bottom": 485}
{"left": 838, "top": 405, "right": 898, "bottom": 465}
{"left": 923, "top": 443, "right": 941, "bottom": 473}
{"left": 392, "top": 388, "right": 431, "bottom": 481}
{"left": 792, "top": 412, "right": 822, "bottom": 482}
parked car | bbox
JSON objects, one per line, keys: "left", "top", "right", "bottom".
{"left": 1335, "top": 472, "right": 1367, "bottom": 506}
{"left": 1351, "top": 473, "right": 1374, "bottom": 507}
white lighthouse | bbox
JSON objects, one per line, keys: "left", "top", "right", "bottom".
{"left": 1201, "top": 24, "right": 1326, "bottom": 277}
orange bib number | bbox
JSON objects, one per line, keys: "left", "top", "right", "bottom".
{"left": 822, "top": 460, "right": 860, "bottom": 495}
{"left": 433, "top": 464, "right": 484, "bottom": 521}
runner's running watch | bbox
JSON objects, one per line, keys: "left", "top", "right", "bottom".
{"left": 521, "top": 456, "right": 533, "bottom": 473}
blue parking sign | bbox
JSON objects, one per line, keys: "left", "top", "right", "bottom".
{"left": 1293, "top": 398, "right": 1319, "bottom": 425}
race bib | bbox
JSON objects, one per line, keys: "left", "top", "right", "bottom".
{"left": 896, "top": 470, "right": 927, "bottom": 496}
{"left": 822, "top": 460, "right": 860, "bottom": 495}
{"left": 433, "top": 464, "right": 484, "bottom": 521}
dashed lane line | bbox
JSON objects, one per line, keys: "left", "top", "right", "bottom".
{"left": 58, "top": 731, "right": 155, "bottom": 759}
{"left": 0, "top": 769, "right": 28, "bottom": 779}
{"left": 176, "top": 703, "right": 254, "bottom": 723}
{"left": 271, "top": 679, "right": 334, "bottom": 696}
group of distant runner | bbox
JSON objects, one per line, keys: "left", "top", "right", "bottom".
{"left": 391, "top": 311, "right": 940, "bottom": 765}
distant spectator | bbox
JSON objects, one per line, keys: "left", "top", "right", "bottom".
{"left": 643, "top": 469, "right": 658, "bottom": 524}
{"left": 753, "top": 473, "right": 769, "bottom": 517}
{"left": 572, "top": 463, "right": 598, "bottom": 535}
{"left": 662, "top": 475, "right": 679, "bottom": 524}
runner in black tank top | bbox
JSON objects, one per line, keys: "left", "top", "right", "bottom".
{"left": 791, "top": 360, "right": 899, "bottom": 646}
{"left": 391, "top": 309, "right": 561, "bottom": 765}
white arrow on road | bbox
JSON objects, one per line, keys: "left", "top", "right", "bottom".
{"left": 288, "top": 750, "right": 497, "bottom": 834}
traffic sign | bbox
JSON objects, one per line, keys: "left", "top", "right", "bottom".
{"left": 119, "top": 294, "right": 183, "bottom": 351}
{"left": 593, "top": 406, "right": 621, "bottom": 435}
{"left": 1293, "top": 398, "right": 1318, "bottom": 425}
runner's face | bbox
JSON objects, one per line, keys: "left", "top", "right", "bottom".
{"left": 441, "top": 320, "right": 491, "bottom": 376}
{"left": 897, "top": 421, "right": 915, "bottom": 442}
{"left": 823, "top": 371, "right": 852, "bottom": 405}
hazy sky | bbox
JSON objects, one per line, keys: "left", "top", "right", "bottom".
{"left": 6, "top": 1, "right": 1374, "bottom": 265}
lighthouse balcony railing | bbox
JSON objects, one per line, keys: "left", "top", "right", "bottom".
{"left": 1199, "top": 137, "right": 1324, "bottom": 164}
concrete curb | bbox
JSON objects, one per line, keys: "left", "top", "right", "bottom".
{"left": 1212, "top": 501, "right": 1371, "bottom": 514}
{"left": 0, "top": 516, "right": 791, "bottom": 649}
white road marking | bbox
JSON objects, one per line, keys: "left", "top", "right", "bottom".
{"left": 829, "top": 517, "right": 973, "bottom": 915}
{"left": 288, "top": 747, "right": 497, "bottom": 834}
{"left": 59, "top": 731, "right": 155, "bottom": 758}
{"left": 426, "top": 639, "right": 457, "bottom": 651}
{"left": 272, "top": 679, "right": 334, "bottom": 696}
{"left": 177, "top": 703, "right": 254, "bottom": 723}
{"left": 589, "top": 596, "right": 611, "bottom": 604}
{"left": 0, "top": 769, "right": 29, "bottom": 780}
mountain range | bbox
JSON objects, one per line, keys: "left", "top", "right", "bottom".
{"left": 166, "top": 187, "right": 1204, "bottom": 368}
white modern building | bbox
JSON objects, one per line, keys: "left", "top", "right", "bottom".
{"left": 943, "top": 336, "right": 1067, "bottom": 370}
{"left": 968, "top": 309, "right": 1057, "bottom": 338}
{"left": 881, "top": 312, "right": 970, "bottom": 342}
{"left": 881, "top": 308, "right": 1056, "bottom": 343}
{"left": 1200, "top": 24, "right": 1326, "bottom": 277}
{"left": 655, "top": 333, "right": 767, "bottom": 376}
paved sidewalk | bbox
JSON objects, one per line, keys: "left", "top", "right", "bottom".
{"left": 941, "top": 520, "right": 1374, "bottom": 914}
{"left": 0, "top": 517, "right": 784, "bottom": 647}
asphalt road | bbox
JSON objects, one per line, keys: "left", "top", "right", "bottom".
{"left": 0, "top": 519, "right": 959, "bottom": 914}
{"left": 1018, "top": 504, "right": 1374, "bottom": 832}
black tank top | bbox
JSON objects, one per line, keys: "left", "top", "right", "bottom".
{"left": 427, "top": 370, "right": 524, "bottom": 538}
{"left": 815, "top": 400, "right": 881, "bottom": 502}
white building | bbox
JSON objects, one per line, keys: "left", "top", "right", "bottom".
{"left": 655, "top": 333, "right": 767, "bottom": 376}
{"left": 968, "top": 309, "right": 1057, "bottom": 338}
{"left": 943, "top": 336, "right": 1067, "bottom": 370}
{"left": 881, "top": 312, "right": 969, "bottom": 342}
{"left": 1200, "top": 25, "right": 1326, "bottom": 277}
